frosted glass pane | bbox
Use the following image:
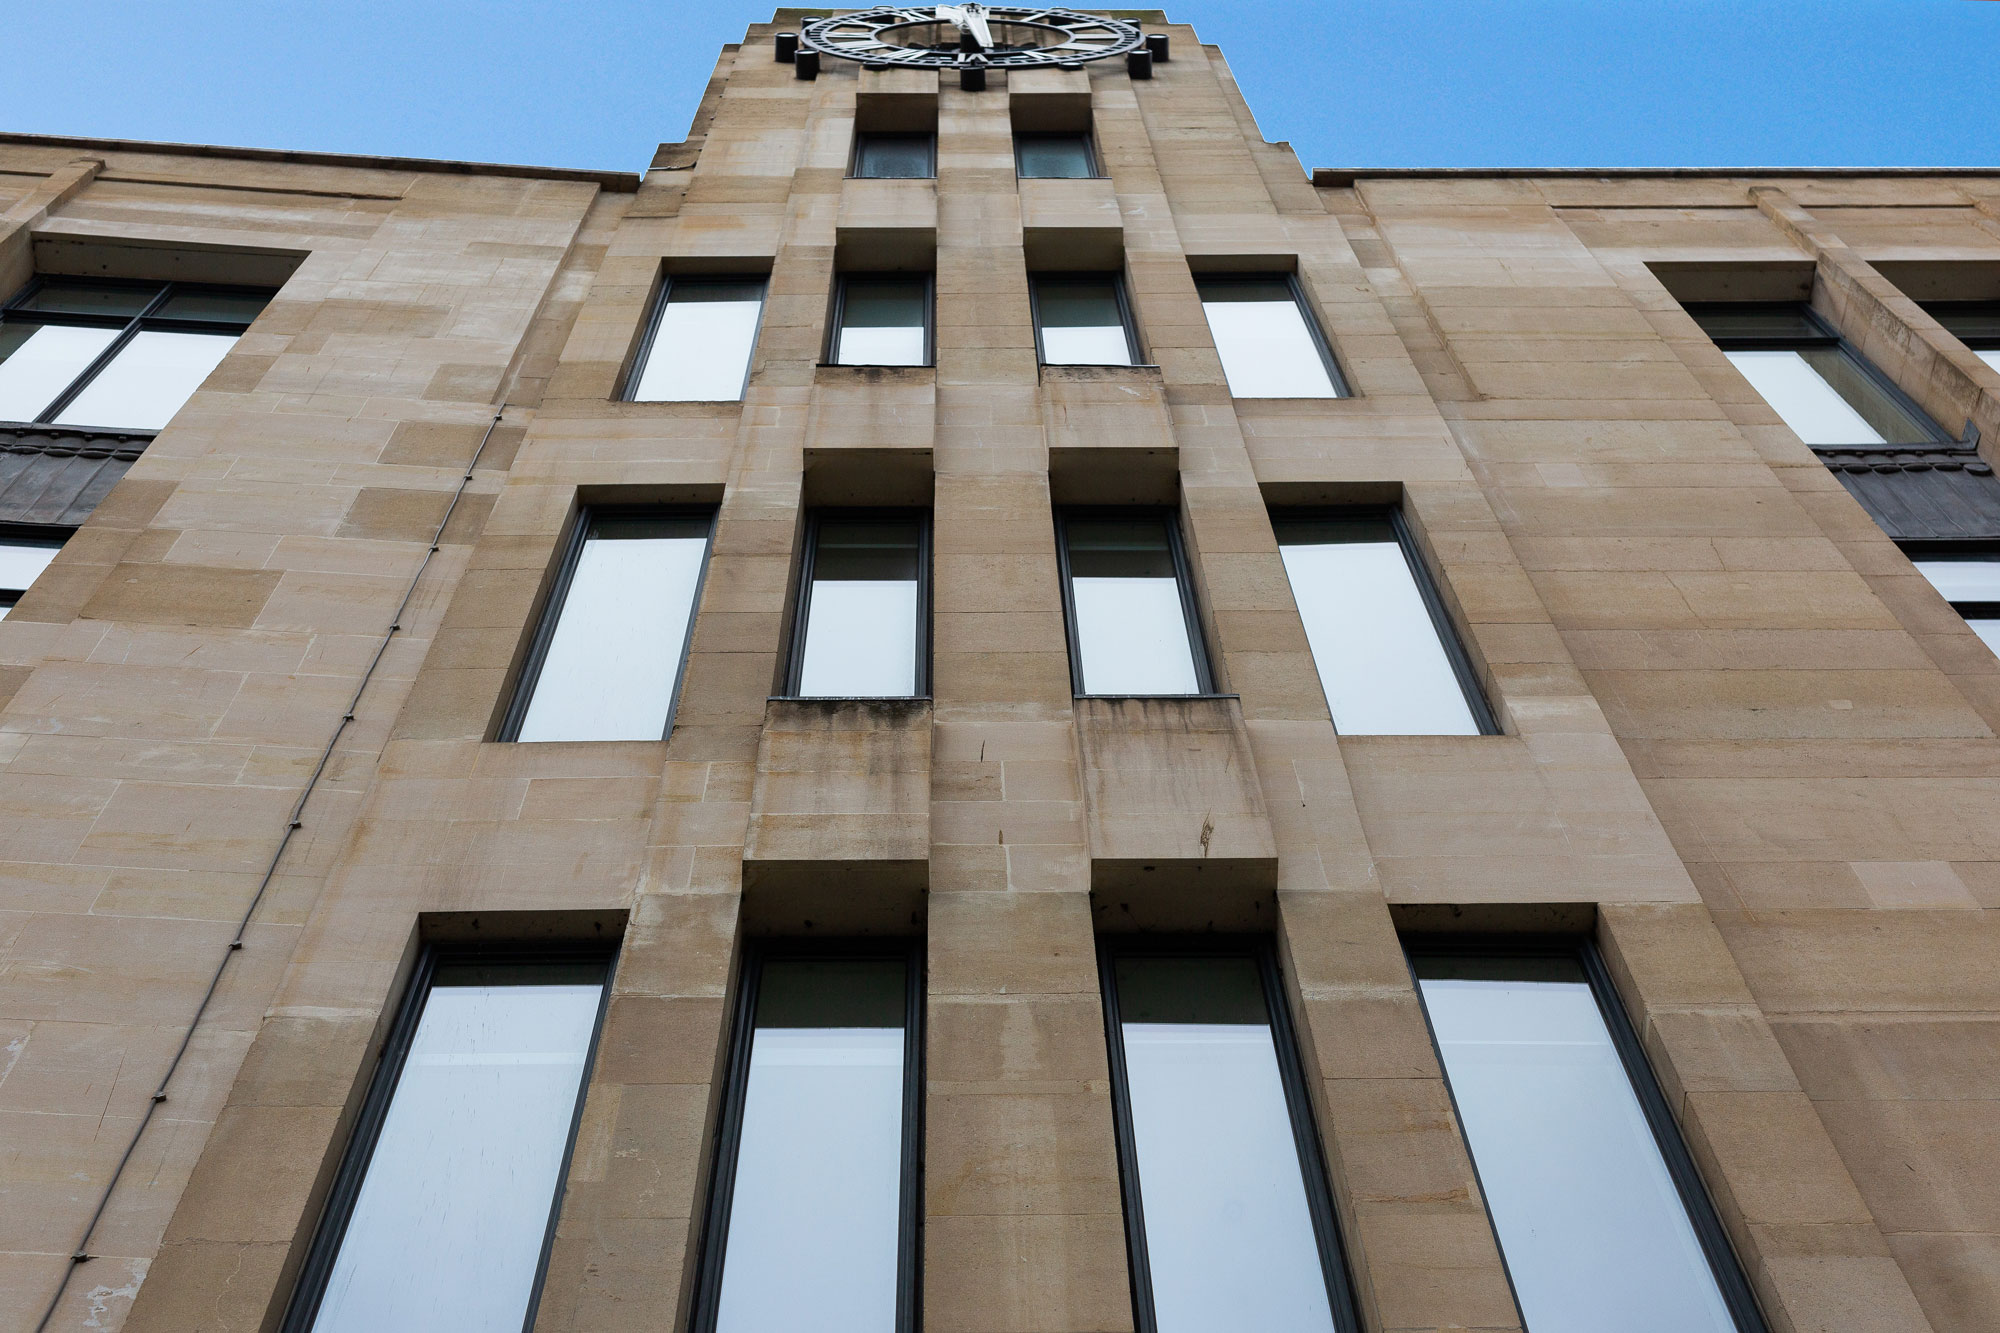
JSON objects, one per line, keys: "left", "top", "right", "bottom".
{"left": 55, "top": 330, "right": 236, "bottom": 430}
{"left": 0, "top": 324, "right": 118, "bottom": 422}
{"left": 1980, "top": 350, "right": 2000, "bottom": 373}
{"left": 630, "top": 282, "right": 764, "bottom": 402}
{"left": 1724, "top": 348, "right": 1924, "bottom": 446}
{"left": 853, "top": 135, "right": 932, "bottom": 179}
{"left": 0, "top": 538, "right": 62, "bottom": 592}
{"left": 1199, "top": 285, "right": 1339, "bottom": 398}
{"left": 1036, "top": 279, "right": 1133, "bottom": 366}
{"left": 1913, "top": 559, "right": 2000, "bottom": 603}
{"left": 1072, "top": 578, "right": 1199, "bottom": 694}
{"left": 516, "top": 516, "right": 709, "bottom": 742}
{"left": 312, "top": 968, "right": 603, "bottom": 1333}
{"left": 1417, "top": 964, "right": 1736, "bottom": 1333}
{"left": 1116, "top": 958, "right": 1337, "bottom": 1333}
{"left": 800, "top": 581, "right": 919, "bottom": 697}
{"left": 1278, "top": 536, "right": 1478, "bottom": 735}
{"left": 836, "top": 278, "right": 927, "bottom": 366}
{"left": 1016, "top": 135, "right": 1093, "bottom": 178}
{"left": 1968, "top": 619, "right": 2000, "bottom": 655}
{"left": 715, "top": 959, "right": 907, "bottom": 1333}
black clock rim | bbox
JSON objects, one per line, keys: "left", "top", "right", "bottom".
{"left": 797, "top": 5, "right": 1147, "bottom": 69}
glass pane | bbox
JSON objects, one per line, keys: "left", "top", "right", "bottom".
{"left": 1065, "top": 516, "right": 1200, "bottom": 695}
{"left": 0, "top": 537, "right": 63, "bottom": 595}
{"left": 1981, "top": 350, "right": 2000, "bottom": 373}
{"left": 1913, "top": 558, "right": 2000, "bottom": 604}
{"left": 1114, "top": 956, "right": 1337, "bottom": 1333}
{"left": 836, "top": 276, "right": 928, "bottom": 366}
{"left": 1413, "top": 955, "right": 1737, "bottom": 1333}
{"left": 631, "top": 279, "right": 765, "bottom": 402}
{"left": 853, "top": 135, "right": 933, "bottom": 180}
{"left": 0, "top": 323, "right": 119, "bottom": 422}
{"left": 153, "top": 288, "right": 274, "bottom": 323}
{"left": 1276, "top": 519, "right": 1480, "bottom": 735}
{"left": 1724, "top": 348, "right": 1934, "bottom": 446}
{"left": 1016, "top": 135, "right": 1094, "bottom": 179}
{"left": 1922, "top": 302, "right": 2000, "bottom": 345}
{"left": 798, "top": 517, "right": 922, "bottom": 697}
{"left": 53, "top": 329, "right": 237, "bottom": 430}
{"left": 1197, "top": 279, "right": 1339, "bottom": 398}
{"left": 1687, "top": 304, "right": 1821, "bottom": 341}
{"left": 14, "top": 279, "right": 160, "bottom": 317}
{"left": 310, "top": 961, "right": 606, "bottom": 1333}
{"left": 1966, "top": 617, "right": 2000, "bottom": 655}
{"left": 1035, "top": 277, "right": 1133, "bottom": 365}
{"left": 715, "top": 957, "right": 908, "bottom": 1333}
{"left": 516, "top": 514, "right": 710, "bottom": 742}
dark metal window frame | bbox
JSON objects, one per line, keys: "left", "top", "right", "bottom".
{"left": 780, "top": 506, "right": 933, "bottom": 699}
{"left": 0, "top": 520, "right": 73, "bottom": 613}
{"left": 279, "top": 940, "right": 619, "bottom": 1333}
{"left": 1029, "top": 270, "right": 1143, "bottom": 367}
{"left": 690, "top": 936, "right": 927, "bottom": 1333}
{"left": 622, "top": 272, "right": 769, "bottom": 403}
{"left": 1401, "top": 932, "right": 1771, "bottom": 1333}
{"left": 1096, "top": 934, "right": 1363, "bottom": 1333}
{"left": 827, "top": 270, "right": 936, "bottom": 368}
{"left": 1193, "top": 271, "right": 1352, "bottom": 398}
{"left": 1012, "top": 130, "right": 1102, "bottom": 179}
{"left": 1919, "top": 300, "right": 2000, "bottom": 351}
{"left": 0, "top": 275, "right": 271, "bottom": 431}
{"left": 1897, "top": 540, "right": 2000, "bottom": 629}
{"left": 1271, "top": 505, "right": 1499, "bottom": 735}
{"left": 1054, "top": 505, "right": 1217, "bottom": 698}
{"left": 849, "top": 130, "right": 938, "bottom": 180}
{"left": 1688, "top": 300, "right": 1956, "bottom": 446}
{"left": 496, "top": 504, "right": 718, "bottom": 742}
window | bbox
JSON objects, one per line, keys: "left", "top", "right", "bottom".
{"left": 1031, "top": 273, "right": 1139, "bottom": 366}
{"left": 0, "top": 277, "right": 271, "bottom": 431}
{"left": 0, "top": 531, "right": 64, "bottom": 619}
{"left": 628, "top": 276, "right": 767, "bottom": 402}
{"left": 1689, "top": 303, "right": 1948, "bottom": 446}
{"left": 830, "top": 274, "right": 931, "bottom": 367}
{"left": 1921, "top": 301, "right": 2000, "bottom": 373}
{"left": 1056, "top": 510, "right": 1210, "bottom": 697}
{"left": 282, "top": 950, "right": 612, "bottom": 1333}
{"left": 694, "top": 944, "right": 922, "bottom": 1333}
{"left": 1099, "top": 940, "right": 1359, "bottom": 1333}
{"left": 787, "top": 511, "right": 928, "bottom": 698}
{"left": 504, "top": 509, "right": 714, "bottom": 742}
{"left": 1195, "top": 274, "right": 1346, "bottom": 399}
{"left": 1409, "top": 941, "right": 1768, "bottom": 1333}
{"left": 1273, "top": 510, "right": 1493, "bottom": 736}
{"left": 851, "top": 132, "right": 935, "bottom": 180}
{"left": 1015, "top": 132, "right": 1097, "bottom": 179}
{"left": 1910, "top": 554, "right": 2000, "bottom": 654}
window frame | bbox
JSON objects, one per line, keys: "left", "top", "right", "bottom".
{"left": 0, "top": 275, "right": 271, "bottom": 430}
{"left": 848, "top": 131, "right": 938, "bottom": 181}
{"left": 1096, "top": 934, "right": 1362, "bottom": 1333}
{"left": 1688, "top": 300, "right": 1955, "bottom": 446}
{"left": 496, "top": 504, "right": 717, "bottom": 743}
{"left": 278, "top": 941, "right": 618, "bottom": 1333}
{"left": 1272, "top": 505, "right": 1499, "bottom": 735}
{"left": 1919, "top": 300, "right": 2000, "bottom": 353}
{"left": 827, "top": 271, "right": 936, "bottom": 368}
{"left": 1194, "top": 271, "right": 1351, "bottom": 398}
{"left": 1402, "top": 932, "right": 1771, "bottom": 1333}
{"left": 1012, "top": 130, "right": 1101, "bottom": 180}
{"left": 1029, "top": 271, "right": 1143, "bottom": 368}
{"left": 690, "top": 936, "right": 927, "bottom": 1333}
{"left": 1899, "top": 540, "right": 2000, "bottom": 635}
{"left": 622, "top": 272, "right": 769, "bottom": 404}
{"left": 781, "top": 507, "right": 933, "bottom": 699}
{"left": 1054, "top": 505, "right": 1215, "bottom": 698}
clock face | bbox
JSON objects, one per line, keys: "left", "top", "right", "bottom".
{"left": 800, "top": 5, "right": 1146, "bottom": 69}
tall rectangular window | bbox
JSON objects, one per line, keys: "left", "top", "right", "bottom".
{"left": 1409, "top": 942, "right": 1767, "bottom": 1333}
{"left": 787, "top": 511, "right": 928, "bottom": 698}
{"left": 1689, "top": 303, "right": 1948, "bottom": 446}
{"left": 1099, "top": 941, "right": 1358, "bottom": 1333}
{"left": 1031, "top": 274, "right": 1139, "bottom": 366}
{"left": 1911, "top": 554, "right": 2000, "bottom": 654}
{"left": 852, "top": 133, "right": 935, "bottom": 180}
{"left": 1921, "top": 301, "right": 2000, "bottom": 372}
{"left": 505, "top": 509, "right": 714, "bottom": 742}
{"left": 1015, "top": 132, "right": 1097, "bottom": 179}
{"left": 1057, "top": 510, "right": 1210, "bottom": 697}
{"left": 831, "top": 274, "right": 931, "bottom": 367}
{"left": 0, "top": 531, "right": 64, "bottom": 618}
{"left": 282, "top": 950, "right": 612, "bottom": 1333}
{"left": 694, "top": 945, "right": 922, "bottom": 1333}
{"left": 1273, "top": 510, "right": 1492, "bottom": 736}
{"left": 627, "top": 276, "right": 766, "bottom": 403}
{"left": 1195, "top": 274, "right": 1346, "bottom": 399}
{"left": 0, "top": 278, "right": 271, "bottom": 431}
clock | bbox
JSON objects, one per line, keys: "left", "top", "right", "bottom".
{"left": 796, "top": 5, "right": 1148, "bottom": 72}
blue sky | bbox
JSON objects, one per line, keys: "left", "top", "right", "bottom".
{"left": 9, "top": 1, "right": 1998, "bottom": 174}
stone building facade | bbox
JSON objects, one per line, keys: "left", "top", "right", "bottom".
{"left": 2, "top": 8, "right": 1998, "bottom": 1332}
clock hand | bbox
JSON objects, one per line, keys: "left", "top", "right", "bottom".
{"left": 933, "top": 2, "right": 993, "bottom": 51}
